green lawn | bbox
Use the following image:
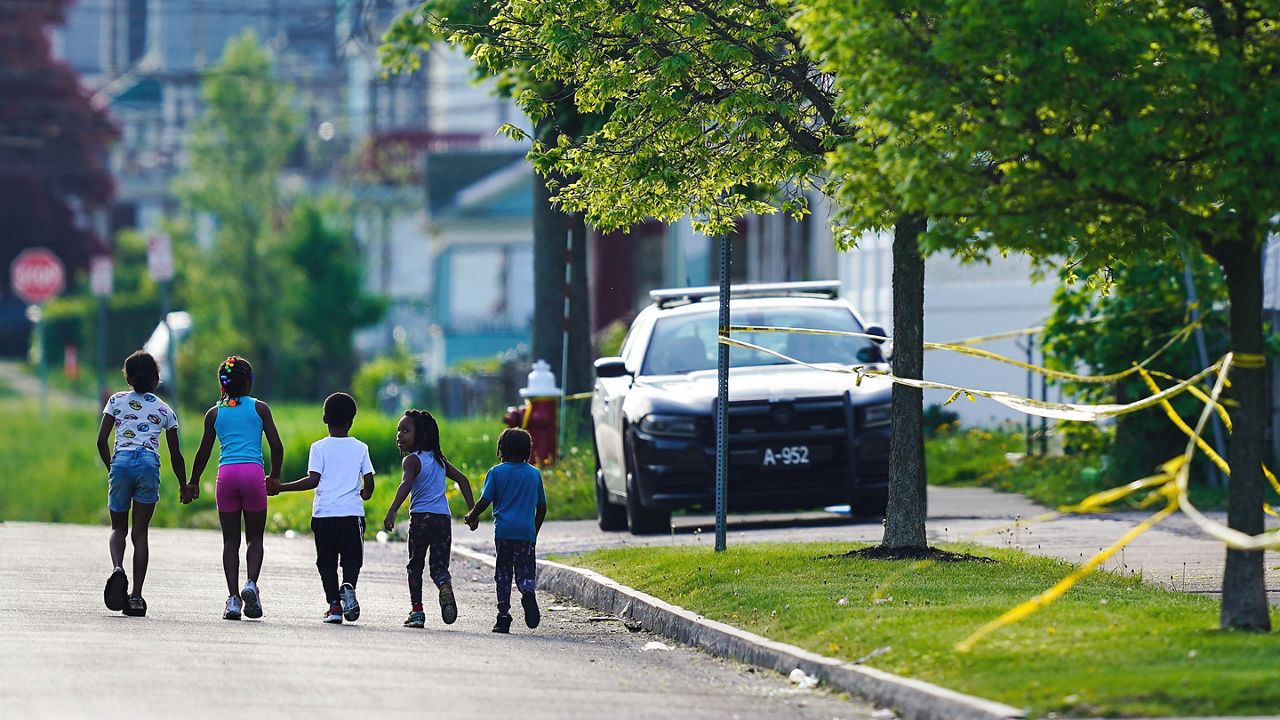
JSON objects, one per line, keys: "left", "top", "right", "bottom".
{"left": 564, "top": 543, "right": 1280, "bottom": 718}
{"left": 926, "top": 426, "right": 1242, "bottom": 511}
{"left": 0, "top": 399, "right": 595, "bottom": 532}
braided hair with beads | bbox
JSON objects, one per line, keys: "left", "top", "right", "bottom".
{"left": 403, "top": 408, "right": 445, "bottom": 467}
{"left": 218, "top": 356, "right": 254, "bottom": 407}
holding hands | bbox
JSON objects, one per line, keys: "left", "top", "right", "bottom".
{"left": 265, "top": 476, "right": 281, "bottom": 496}
{"left": 179, "top": 482, "right": 199, "bottom": 504}
{"left": 463, "top": 507, "right": 480, "bottom": 532}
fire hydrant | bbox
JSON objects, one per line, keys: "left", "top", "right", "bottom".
{"left": 502, "top": 359, "right": 562, "bottom": 465}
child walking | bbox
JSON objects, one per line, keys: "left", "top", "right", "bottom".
{"left": 270, "top": 393, "right": 374, "bottom": 624}
{"left": 94, "top": 351, "right": 188, "bottom": 617}
{"left": 463, "top": 428, "right": 546, "bottom": 634}
{"left": 189, "top": 356, "right": 283, "bottom": 620}
{"left": 383, "top": 409, "right": 475, "bottom": 629}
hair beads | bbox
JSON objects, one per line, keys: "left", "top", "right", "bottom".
{"left": 218, "top": 356, "right": 254, "bottom": 406}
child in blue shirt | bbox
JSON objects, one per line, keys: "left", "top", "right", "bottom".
{"left": 464, "top": 428, "right": 546, "bottom": 634}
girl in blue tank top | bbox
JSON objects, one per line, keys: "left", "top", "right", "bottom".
{"left": 383, "top": 409, "right": 475, "bottom": 629}
{"left": 189, "top": 356, "right": 284, "bottom": 621}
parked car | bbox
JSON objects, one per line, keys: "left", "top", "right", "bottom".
{"left": 591, "top": 281, "right": 893, "bottom": 534}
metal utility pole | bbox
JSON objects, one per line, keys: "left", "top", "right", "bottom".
{"left": 715, "top": 235, "right": 731, "bottom": 552}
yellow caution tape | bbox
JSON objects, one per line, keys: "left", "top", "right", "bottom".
{"left": 728, "top": 317, "right": 1202, "bottom": 386}
{"left": 563, "top": 391, "right": 594, "bottom": 402}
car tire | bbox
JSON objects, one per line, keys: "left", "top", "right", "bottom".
{"left": 596, "top": 469, "right": 628, "bottom": 532}
{"left": 624, "top": 433, "right": 670, "bottom": 535}
{"left": 849, "top": 488, "right": 889, "bottom": 518}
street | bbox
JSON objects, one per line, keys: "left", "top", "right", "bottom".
{"left": 0, "top": 521, "right": 876, "bottom": 720}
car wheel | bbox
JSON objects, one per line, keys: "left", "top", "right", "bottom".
{"left": 596, "top": 469, "right": 628, "bottom": 532}
{"left": 624, "top": 433, "right": 670, "bottom": 535}
{"left": 849, "top": 488, "right": 889, "bottom": 518}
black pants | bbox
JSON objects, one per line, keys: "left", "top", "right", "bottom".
{"left": 311, "top": 516, "right": 364, "bottom": 604}
{"left": 407, "top": 512, "right": 453, "bottom": 606}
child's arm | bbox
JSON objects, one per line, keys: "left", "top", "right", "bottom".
{"left": 463, "top": 498, "right": 491, "bottom": 531}
{"left": 95, "top": 415, "right": 114, "bottom": 470}
{"left": 257, "top": 401, "right": 284, "bottom": 482}
{"left": 444, "top": 461, "right": 475, "bottom": 511}
{"left": 383, "top": 454, "right": 419, "bottom": 532}
{"left": 361, "top": 472, "right": 375, "bottom": 501}
{"left": 164, "top": 427, "right": 189, "bottom": 502}
{"left": 188, "top": 407, "right": 219, "bottom": 497}
{"left": 273, "top": 471, "right": 320, "bottom": 494}
{"left": 535, "top": 502, "right": 547, "bottom": 535}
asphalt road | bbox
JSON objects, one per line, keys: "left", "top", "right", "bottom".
{"left": 464, "top": 486, "right": 1279, "bottom": 604}
{"left": 0, "top": 521, "right": 876, "bottom": 720}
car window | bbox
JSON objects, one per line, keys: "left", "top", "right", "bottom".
{"left": 641, "top": 306, "right": 882, "bottom": 375}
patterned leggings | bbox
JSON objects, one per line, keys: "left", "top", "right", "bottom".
{"left": 495, "top": 539, "right": 537, "bottom": 615}
{"left": 407, "top": 512, "right": 452, "bottom": 606}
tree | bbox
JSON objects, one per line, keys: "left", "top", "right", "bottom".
{"left": 1043, "top": 253, "right": 1231, "bottom": 485}
{"left": 280, "top": 200, "right": 386, "bottom": 398}
{"left": 383, "top": 4, "right": 595, "bottom": 415}
{"left": 0, "top": 0, "right": 117, "bottom": 304}
{"left": 796, "top": 0, "right": 1278, "bottom": 630}
{"left": 174, "top": 31, "right": 300, "bottom": 399}
{"left": 385, "top": 0, "right": 933, "bottom": 549}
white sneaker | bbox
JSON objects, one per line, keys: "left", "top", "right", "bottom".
{"left": 241, "top": 581, "right": 262, "bottom": 619}
{"left": 223, "top": 595, "right": 242, "bottom": 621}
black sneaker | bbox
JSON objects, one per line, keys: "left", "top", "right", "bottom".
{"left": 104, "top": 568, "right": 128, "bottom": 612}
{"left": 492, "top": 614, "right": 513, "bottom": 634}
{"left": 123, "top": 595, "right": 147, "bottom": 617}
{"left": 438, "top": 584, "right": 457, "bottom": 625}
{"left": 340, "top": 583, "right": 360, "bottom": 622}
{"left": 521, "top": 591, "right": 540, "bottom": 629}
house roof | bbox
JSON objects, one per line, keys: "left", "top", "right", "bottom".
{"left": 426, "top": 151, "right": 532, "bottom": 221}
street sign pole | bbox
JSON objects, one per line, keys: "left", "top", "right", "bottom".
{"left": 162, "top": 280, "right": 176, "bottom": 406}
{"left": 147, "top": 233, "right": 176, "bottom": 407}
{"left": 90, "top": 256, "right": 113, "bottom": 403}
{"left": 715, "top": 235, "right": 731, "bottom": 553}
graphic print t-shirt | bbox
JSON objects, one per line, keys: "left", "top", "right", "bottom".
{"left": 103, "top": 391, "right": 179, "bottom": 455}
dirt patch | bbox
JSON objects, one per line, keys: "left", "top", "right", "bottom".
{"left": 826, "top": 545, "right": 997, "bottom": 563}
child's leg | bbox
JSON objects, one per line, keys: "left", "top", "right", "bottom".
{"left": 129, "top": 501, "right": 156, "bottom": 596}
{"left": 109, "top": 511, "right": 128, "bottom": 570}
{"left": 311, "top": 517, "right": 341, "bottom": 603}
{"left": 337, "top": 517, "right": 363, "bottom": 588}
{"left": 494, "top": 539, "right": 515, "bottom": 616}
{"left": 218, "top": 511, "right": 242, "bottom": 597}
{"left": 425, "top": 513, "right": 452, "bottom": 588}
{"left": 243, "top": 510, "right": 267, "bottom": 585}
{"left": 406, "top": 514, "right": 430, "bottom": 606}
{"left": 512, "top": 541, "right": 537, "bottom": 596}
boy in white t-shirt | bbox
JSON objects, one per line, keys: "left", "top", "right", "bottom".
{"left": 269, "top": 393, "right": 374, "bottom": 624}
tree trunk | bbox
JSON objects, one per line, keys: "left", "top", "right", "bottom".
{"left": 532, "top": 168, "right": 593, "bottom": 428}
{"left": 882, "top": 214, "right": 928, "bottom": 549}
{"left": 1212, "top": 235, "right": 1272, "bottom": 631}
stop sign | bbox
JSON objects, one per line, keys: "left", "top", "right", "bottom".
{"left": 10, "top": 248, "right": 65, "bottom": 305}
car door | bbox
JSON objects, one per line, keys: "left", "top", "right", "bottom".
{"left": 593, "top": 315, "right": 651, "bottom": 494}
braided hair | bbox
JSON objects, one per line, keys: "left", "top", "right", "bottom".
{"left": 218, "top": 355, "right": 254, "bottom": 407}
{"left": 403, "top": 409, "right": 445, "bottom": 467}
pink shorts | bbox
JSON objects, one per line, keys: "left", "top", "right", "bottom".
{"left": 216, "top": 463, "right": 268, "bottom": 513}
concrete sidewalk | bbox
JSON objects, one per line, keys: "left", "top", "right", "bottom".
{"left": 456, "top": 486, "right": 1279, "bottom": 605}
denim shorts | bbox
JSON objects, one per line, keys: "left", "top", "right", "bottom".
{"left": 108, "top": 448, "right": 161, "bottom": 513}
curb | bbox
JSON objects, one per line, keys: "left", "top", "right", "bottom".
{"left": 453, "top": 545, "right": 1025, "bottom": 720}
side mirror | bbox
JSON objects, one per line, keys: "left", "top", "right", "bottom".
{"left": 594, "top": 357, "right": 631, "bottom": 379}
{"left": 864, "top": 324, "right": 888, "bottom": 345}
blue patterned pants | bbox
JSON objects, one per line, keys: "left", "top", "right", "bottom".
{"left": 494, "top": 539, "right": 536, "bottom": 615}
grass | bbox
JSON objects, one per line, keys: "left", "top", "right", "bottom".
{"left": 925, "top": 426, "right": 1245, "bottom": 511}
{"left": 563, "top": 543, "right": 1280, "bottom": 718}
{"left": 0, "top": 399, "right": 596, "bottom": 533}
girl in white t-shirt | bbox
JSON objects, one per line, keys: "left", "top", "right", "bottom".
{"left": 94, "top": 351, "right": 190, "bottom": 617}
{"left": 270, "top": 393, "right": 374, "bottom": 624}
{"left": 383, "top": 409, "right": 475, "bottom": 629}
